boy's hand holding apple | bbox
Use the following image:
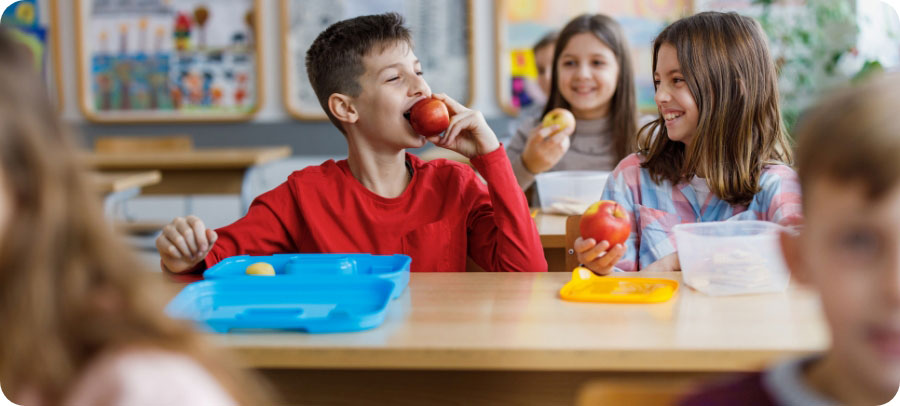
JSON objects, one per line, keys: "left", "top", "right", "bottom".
{"left": 410, "top": 93, "right": 500, "bottom": 158}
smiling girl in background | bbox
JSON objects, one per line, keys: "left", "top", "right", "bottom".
{"left": 506, "top": 14, "right": 639, "bottom": 193}
{"left": 574, "top": 12, "right": 802, "bottom": 275}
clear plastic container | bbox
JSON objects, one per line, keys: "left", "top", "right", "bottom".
{"left": 534, "top": 170, "right": 609, "bottom": 214}
{"left": 673, "top": 220, "right": 791, "bottom": 296}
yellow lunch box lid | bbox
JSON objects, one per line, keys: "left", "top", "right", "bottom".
{"left": 559, "top": 267, "right": 679, "bottom": 304}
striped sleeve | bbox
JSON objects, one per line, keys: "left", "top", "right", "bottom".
{"left": 600, "top": 154, "right": 644, "bottom": 272}
{"left": 757, "top": 165, "right": 803, "bottom": 227}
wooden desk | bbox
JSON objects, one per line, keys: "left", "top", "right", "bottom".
{"left": 92, "top": 171, "right": 161, "bottom": 217}
{"left": 534, "top": 211, "right": 568, "bottom": 271}
{"left": 85, "top": 146, "right": 292, "bottom": 213}
{"left": 535, "top": 210, "right": 567, "bottom": 248}
{"left": 176, "top": 272, "right": 827, "bottom": 404}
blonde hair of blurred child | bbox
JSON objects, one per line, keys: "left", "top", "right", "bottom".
{"left": 0, "top": 28, "right": 270, "bottom": 405}
{"left": 784, "top": 72, "right": 900, "bottom": 404}
{"left": 683, "top": 72, "right": 900, "bottom": 405}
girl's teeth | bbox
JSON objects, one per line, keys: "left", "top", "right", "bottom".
{"left": 664, "top": 113, "right": 683, "bottom": 120}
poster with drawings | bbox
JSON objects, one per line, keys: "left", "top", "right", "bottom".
{"left": 0, "top": 0, "right": 62, "bottom": 111}
{"left": 75, "top": 0, "right": 262, "bottom": 122}
{"left": 282, "top": 0, "right": 473, "bottom": 120}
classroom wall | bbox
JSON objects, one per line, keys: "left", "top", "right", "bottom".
{"left": 54, "top": 0, "right": 512, "bottom": 156}
{"left": 54, "top": 1, "right": 895, "bottom": 156}
{"left": 51, "top": 1, "right": 895, "bottom": 234}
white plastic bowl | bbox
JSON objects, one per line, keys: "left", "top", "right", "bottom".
{"left": 673, "top": 220, "right": 791, "bottom": 296}
{"left": 534, "top": 170, "right": 609, "bottom": 214}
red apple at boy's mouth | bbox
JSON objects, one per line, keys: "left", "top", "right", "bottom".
{"left": 580, "top": 200, "right": 631, "bottom": 247}
{"left": 408, "top": 97, "right": 450, "bottom": 137}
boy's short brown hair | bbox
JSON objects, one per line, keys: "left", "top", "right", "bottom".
{"left": 305, "top": 13, "right": 412, "bottom": 133}
{"left": 794, "top": 73, "right": 900, "bottom": 203}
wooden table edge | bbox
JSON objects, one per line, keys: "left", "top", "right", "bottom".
{"left": 83, "top": 146, "right": 293, "bottom": 169}
{"left": 226, "top": 347, "right": 822, "bottom": 372}
{"left": 93, "top": 170, "right": 162, "bottom": 194}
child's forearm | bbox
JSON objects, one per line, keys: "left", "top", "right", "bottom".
{"left": 508, "top": 151, "right": 537, "bottom": 190}
{"left": 504, "top": 128, "right": 538, "bottom": 190}
{"left": 468, "top": 146, "right": 547, "bottom": 272}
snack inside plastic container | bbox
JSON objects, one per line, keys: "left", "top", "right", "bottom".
{"left": 534, "top": 170, "right": 609, "bottom": 215}
{"left": 559, "top": 267, "right": 678, "bottom": 304}
{"left": 674, "top": 220, "right": 791, "bottom": 296}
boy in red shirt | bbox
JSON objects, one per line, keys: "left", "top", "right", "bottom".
{"left": 155, "top": 13, "right": 546, "bottom": 274}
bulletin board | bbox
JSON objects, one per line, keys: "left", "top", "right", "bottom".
{"left": 74, "top": 0, "right": 263, "bottom": 123}
{"left": 281, "top": 0, "right": 474, "bottom": 121}
{"left": 495, "top": 0, "right": 693, "bottom": 116}
{"left": 0, "top": 0, "right": 64, "bottom": 111}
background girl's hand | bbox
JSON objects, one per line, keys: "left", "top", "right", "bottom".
{"left": 427, "top": 93, "right": 500, "bottom": 158}
{"left": 573, "top": 236, "right": 625, "bottom": 275}
{"left": 521, "top": 124, "right": 574, "bottom": 174}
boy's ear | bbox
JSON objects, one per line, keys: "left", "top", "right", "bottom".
{"left": 328, "top": 93, "right": 359, "bottom": 125}
{"left": 779, "top": 228, "right": 811, "bottom": 285}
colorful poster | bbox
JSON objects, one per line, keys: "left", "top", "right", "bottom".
{"left": 76, "top": 0, "right": 261, "bottom": 122}
{"left": 282, "top": 0, "right": 472, "bottom": 120}
{"left": 1, "top": 0, "right": 60, "bottom": 109}
{"left": 497, "top": 0, "right": 692, "bottom": 114}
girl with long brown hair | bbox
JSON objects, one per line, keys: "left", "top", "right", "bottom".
{"left": 506, "top": 14, "right": 639, "bottom": 193}
{"left": 573, "top": 12, "right": 802, "bottom": 275}
{"left": 0, "top": 28, "right": 270, "bottom": 405}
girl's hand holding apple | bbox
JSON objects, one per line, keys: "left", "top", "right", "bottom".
{"left": 521, "top": 109, "right": 576, "bottom": 174}
{"left": 575, "top": 200, "right": 632, "bottom": 275}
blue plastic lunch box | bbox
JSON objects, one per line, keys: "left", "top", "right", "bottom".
{"left": 202, "top": 253, "right": 411, "bottom": 299}
{"left": 166, "top": 276, "right": 395, "bottom": 333}
{"left": 166, "top": 253, "right": 411, "bottom": 334}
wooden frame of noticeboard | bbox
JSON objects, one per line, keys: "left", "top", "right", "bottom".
{"left": 73, "top": 0, "right": 264, "bottom": 123}
{"left": 49, "top": 0, "right": 63, "bottom": 112}
{"left": 280, "top": 0, "right": 476, "bottom": 121}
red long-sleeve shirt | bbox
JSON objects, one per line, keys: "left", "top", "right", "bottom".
{"left": 197, "top": 146, "right": 546, "bottom": 273}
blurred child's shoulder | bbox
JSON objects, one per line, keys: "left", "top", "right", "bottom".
{"left": 679, "top": 372, "right": 777, "bottom": 406}
{"left": 67, "top": 348, "right": 234, "bottom": 405}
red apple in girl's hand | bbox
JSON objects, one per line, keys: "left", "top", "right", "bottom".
{"left": 408, "top": 97, "right": 450, "bottom": 137}
{"left": 580, "top": 200, "right": 632, "bottom": 246}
